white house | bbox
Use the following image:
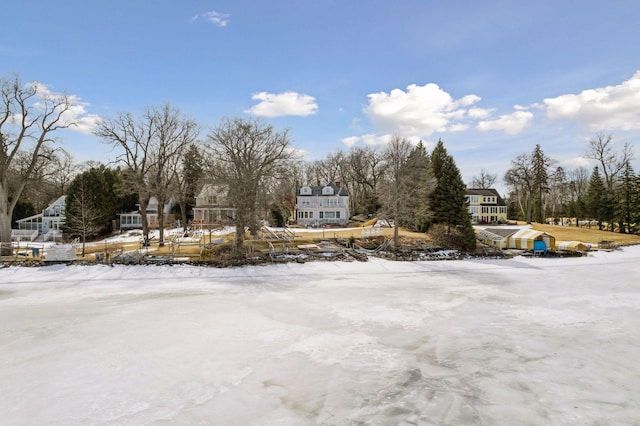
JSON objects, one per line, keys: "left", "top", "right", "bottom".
{"left": 295, "top": 182, "right": 350, "bottom": 227}
{"left": 192, "top": 184, "right": 237, "bottom": 226}
{"left": 14, "top": 195, "right": 66, "bottom": 241}
{"left": 118, "top": 197, "right": 174, "bottom": 230}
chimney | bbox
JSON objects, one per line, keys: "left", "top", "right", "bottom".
{"left": 317, "top": 179, "right": 320, "bottom": 187}
{"left": 335, "top": 181, "right": 341, "bottom": 188}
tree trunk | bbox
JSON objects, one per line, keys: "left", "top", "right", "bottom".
{"left": 0, "top": 208, "right": 12, "bottom": 256}
{"left": 234, "top": 216, "right": 246, "bottom": 258}
{"left": 139, "top": 198, "right": 150, "bottom": 241}
{"left": 179, "top": 201, "right": 188, "bottom": 231}
{"left": 157, "top": 198, "right": 166, "bottom": 246}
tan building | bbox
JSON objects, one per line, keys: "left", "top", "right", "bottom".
{"left": 465, "top": 188, "right": 508, "bottom": 224}
{"left": 192, "top": 184, "right": 237, "bottom": 226}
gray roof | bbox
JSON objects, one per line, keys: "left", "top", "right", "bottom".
{"left": 297, "top": 182, "right": 349, "bottom": 196}
{"left": 466, "top": 188, "right": 507, "bottom": 206}
{"left": 483, "top": 227, "right": 519, "bottom": 238}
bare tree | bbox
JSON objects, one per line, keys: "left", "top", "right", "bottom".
{"left": 146, "top": 105, "right": 199, "bottom": 245}
{"left": 504, "top": 153, "right": 535, "bottom": 223}
{"left": 470, "top": 168, "right": 497, "bottom": 189}
{"left": 96, "top": 104, "right": 199, "bottom": 244}
{"left": 567, "top": 166, "right": 590, "bottom": 227}
{"left": 0, "top": 75, "right": 74, "bottom": 254}
{"left": 95, "top": 111, "right": 154, "bottom": 240}
{"left": 345, "top": 146, "right": 385, "bottom": 215}
{"left": 380, "top": 136, "right": 413, "bottom": 248}
{"left": 47, "top": 149, "right": 76, "bottom": 193}
{"left": 206, "top": 117, "right": 293, "bottom": 257}
{"left": 585, "top": 133, "right": 633, "bottom": 192}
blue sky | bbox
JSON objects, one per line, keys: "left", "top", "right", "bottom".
{"left": 3, "top": 0, "right": 640, "bottom": 192}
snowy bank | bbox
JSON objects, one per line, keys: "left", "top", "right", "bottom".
{"left": 1, "top": 247, "right": 639, "bottom": 424}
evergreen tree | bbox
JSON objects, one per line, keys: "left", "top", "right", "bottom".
{"left": 172, "top": 143, "right": 204, "bottom": 229}
{"left": 586, "top": 166, "right": 613, "bottom": 230}
{"left": 64, "top": 174, "right": 102, "bottom": 256}
{"left": 614, "top": 161, "right": 640, "bottom": 234}
{"left": 66, "top": 166, "right": 137, "bottom": 236}
{"left": 428, "top": 140, "right": 476, "bottom": 250}
{"left": 531, "top": 144, "right": 552, "bottom": 223}
{"left": 400, "top": 141, "right": 434, "bottom": 232}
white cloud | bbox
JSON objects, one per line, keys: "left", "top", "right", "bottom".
{"left": 191, "top": 11, "right": 230, "bottom": 27}
{"left": 468, "top": 107, "right": 494, "bottom": 119}
{"left": 341, "top": 134, "right": 393, "bottom": 148}
{"left": 245, "top": 91, "right": 318, "bottom": 117}
{"left": 476, "top": 110, "right": 534, "bottom": 136}
{"left": 544, "top": 71, "right": 640, "bottom": 131}
{"left": 341, "top": 136, "right": 360, "bottom": 148}
{"left": 23, "top": 82, "right": 100, "bottom": 135}
{"left": 363, "top": 83, "right": 483, "bottom": 138}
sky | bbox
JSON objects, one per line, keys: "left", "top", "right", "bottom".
{"left": 2, "top": 242, "right": 640, "bottom": 423}
{"left": 3, "top": 0, "right": 640, "bottom": 192}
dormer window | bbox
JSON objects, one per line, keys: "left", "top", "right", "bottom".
{"left": 322, "top": 186, "right": 334, "bottom": 195}
{"left": 300, "top": 186, "right": 312, "bottom": 195}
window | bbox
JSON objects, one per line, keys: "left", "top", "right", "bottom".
{"left": 300, "top": 186, "right": 312, "bottom": 195}
{"left": 336, "top": 211, "right": 340, "bottom": 219}
{"left": 324, "top": 211, "right": 335, "bottom": 219}
{"left": 322, "top": 186, "right": 334, "bottom": 195}
{"left": 319, "top": 211, "right": 324, "bottom": 219}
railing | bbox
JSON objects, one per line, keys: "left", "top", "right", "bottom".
{"left": 11, "top": 229, "right": 39, "bottom": 242}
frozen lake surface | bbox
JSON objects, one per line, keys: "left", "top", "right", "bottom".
{"left": 1, "top": 247, "right": 640, "bottom": 425}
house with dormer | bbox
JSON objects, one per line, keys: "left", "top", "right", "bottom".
{"left": 465, "top": 188, "right": 508, "bottom": 224}
{"left": 295, "top": 182, "right": 350, "bottom": 227}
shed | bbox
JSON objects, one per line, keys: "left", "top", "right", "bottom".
{"left": 476, "top": 226, "right": 557, "bottom": 252}
{"left": 505, "top": 228, "right": 556, "bottom": 251}
{"left": 476, "top": 227, "right": 519, "bottom": 248}
{"left": 556, "top": 240, "right": 590, "bottom": 252}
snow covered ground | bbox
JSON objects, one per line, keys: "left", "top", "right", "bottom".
{"left": 1, "top": 247, "right": 639, "bottom": 425}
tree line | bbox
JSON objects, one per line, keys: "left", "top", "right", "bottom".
{"left": 503, "top": 133, "right": 639, "bottom": 233}
{"left": 3, "top": 74, "right": 637, "bottom": 259}
{"left": 1, "top": 74, "right": 476, "bottom": 257}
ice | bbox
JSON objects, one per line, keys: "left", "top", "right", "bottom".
{"left": 1, "top": 247, "right": 640, "bottom": 424}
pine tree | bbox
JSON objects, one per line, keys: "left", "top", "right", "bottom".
{"left": 531, "top": 144, "right": 552, "bottom": 223}
{"left": 428, "top": 140, "right": 476, "bottom": 251}
{"left": 586, "top": 166, "right": 613, "bottom": 230}
{"left": 614, "top": 161, "right": 640, "bottom": 234}
{"left": 400, "top": 141, "right": 434, "bottom": 232}
{"left": 64, "top": 175, "right": 103, "bottom": 256}
{"left": 65, "top": 166, "right": 137, "bottom": 236}
{"left": 172, "top": 143, "right": 204, "bottom": 229}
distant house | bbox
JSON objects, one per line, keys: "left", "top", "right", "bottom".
{"left": 295, "top": 182, "right": 350, "bottom": 227}
{"left": 14, "top": 195, "right": 66, "bottom": 241}
{"left": 465, "top": 188, "right": 508, "bottom": 224}
{"left": 192, "top": 184, "right": 237, "bottom": 226}
{"left": 118, "top": 197, "right": 174, "bottom": 230}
